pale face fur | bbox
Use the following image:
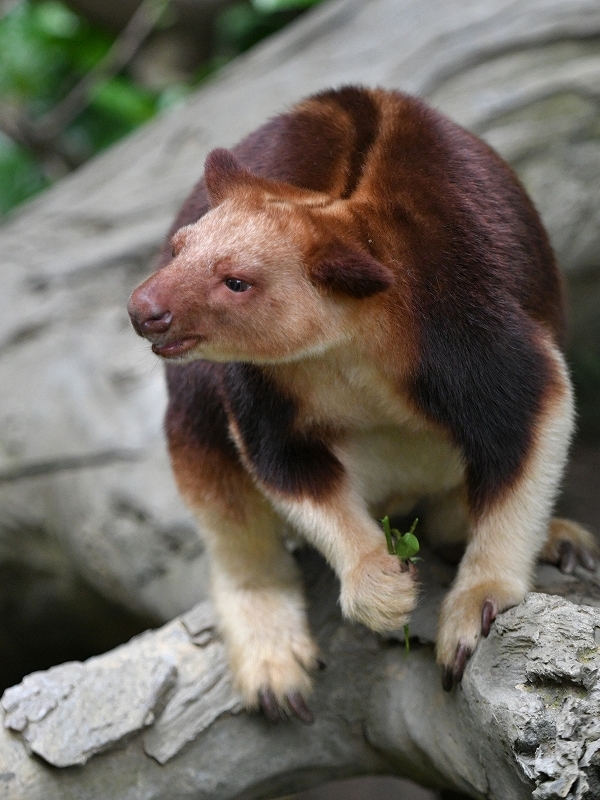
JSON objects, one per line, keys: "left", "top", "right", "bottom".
{"left": 135, "top": 194, "right": 349, "bottom": 365}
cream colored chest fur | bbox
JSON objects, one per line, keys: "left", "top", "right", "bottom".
{"left": 275, "top": 347, "right": 466, "bottom": 516}
{"left": 342, "top": 424, "right": 465, "bottom": 516}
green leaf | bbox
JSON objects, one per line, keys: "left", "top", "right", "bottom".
{"left": 380, "top": 517, "right": 420, "bottom": 561}
{"left": 395, "top": 530, "right": 420, "bottom": 560}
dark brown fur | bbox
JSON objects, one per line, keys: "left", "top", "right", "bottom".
{"left": 129, "top": 87, "right": 586, "bottom": 708}
{"left": 161, "top": 89, "right": 563, "bottom": 510}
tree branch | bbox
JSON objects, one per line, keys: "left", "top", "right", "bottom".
{"left": 32, "top": 0, "right": 170, "bottom": 143}
{"left": 2, "top": 550, "right": 600, "bottom": 799}
{"left": 1, "top": 0, "right": 600, "bottom": 797}
{"left": 0, "top": 0, "right": 169, "bottom": 177}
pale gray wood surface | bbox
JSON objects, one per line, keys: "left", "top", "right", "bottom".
{"left": 1, "top": 0, "right": 600, "bottom": 797}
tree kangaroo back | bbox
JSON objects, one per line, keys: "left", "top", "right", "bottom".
{"left": 128, "top": 86, "right": 595, "bottom": 719}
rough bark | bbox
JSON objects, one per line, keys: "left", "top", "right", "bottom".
{"left": 3, "top": 552, "right": 600, "bottom": 799}
{"left": 1, "top": 0, "right": 600, "bottom": 797}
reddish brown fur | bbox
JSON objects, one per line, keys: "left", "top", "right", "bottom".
{"left": 128, "top": 87, "right": 589, "bottom": 710}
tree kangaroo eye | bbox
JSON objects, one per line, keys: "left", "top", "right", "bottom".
{"left": 136, "top": 86, "right": 583, "bottom": 728}
{"left": 225, "top": 278, "right": 252, "bottom": 293}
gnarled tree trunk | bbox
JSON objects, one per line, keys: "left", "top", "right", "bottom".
{"left": 1, "top": 0, "right": 600, "bottom": 797}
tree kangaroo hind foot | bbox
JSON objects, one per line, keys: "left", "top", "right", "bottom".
{"left": 541, "top": 518, "right": 597, "bottom": 574}
{"left": 128, "top": 87, "right": 582, "bottom": 710}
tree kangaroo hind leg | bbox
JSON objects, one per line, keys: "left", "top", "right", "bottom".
{"left": 540, "top": 517, "right": 597, "bottom": 574}
{"left": 170, "top": 447, "right": 319, "bottom": 721}
{"left": 436, "top": 346, "right": 576, "bottom": 690}
{"left": 198, "top": 495, "right": 319, "bottom": 722}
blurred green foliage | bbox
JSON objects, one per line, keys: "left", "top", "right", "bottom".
{"left": 0, "top": 0, "right": 323, "bottom": 216}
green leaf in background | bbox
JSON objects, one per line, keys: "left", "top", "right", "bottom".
{"left": 0, "top": 0, "right": 325, "bottom": 216}
{"left": 215, "top": 2, "right": 290, "bottom": 56}
{"left": 91, "top": 79, "right": 157, "bottom": 126}
{"left": 0, "top": 136, "right": 49, "bottom": 215}
{"left": 35, "top": 0, "right": 80, "bottom": 38}
{"left": 0, "top": 2, "right": 66, "bottom": 100}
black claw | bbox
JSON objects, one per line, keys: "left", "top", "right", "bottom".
{"left": 316, "top": 658, "right": 327, "bottom": 671}
{"left": 481, "top": 600, "right": 496, "bottom": 637}
{"left": 286, "top": 691, "right": 314, "bottom": 725}
{"left": 559, "top": 541, "right": 577, "bottom": 574}
{"left": 452, "top": 643, "right": 470, "bottom": 684}
{"left": 441, "top": 666, "right": 454, "bottom": 692}
{"left": 258, "top": 688, "right": 280, "bottom": 723}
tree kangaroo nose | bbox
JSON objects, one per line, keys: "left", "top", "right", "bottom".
{"left": 127, "top": 289, "right": 173, "bottom": 337}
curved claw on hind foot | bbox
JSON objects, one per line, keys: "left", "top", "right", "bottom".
{"left": 441, "top": 666, "right": 453, "bottom": 692}
{"left": 452, "top": 643, "right": 470, "bottom": 684}
{"left": 441, "top": 643, "right": 472, "bottom": 691}
{"left": 580, "top": 548, "right": 597, "bottom": 572}
{"left": 441, "top": 598, "right": 498, "bottom": 691}
{"left": 286, "top": 691, "right": 314, "bottom": 724}
{"left": 258, "top": 687, "right": 314, "bottom": 724}
{"left": 258, "top": 688, "right": 280, "bottom": 723}
{"left": 543, "top": 518, "right": 598, "bottom": 573}
{"left": 481, "top": 600, "right": 496, "bottom": 637}
{"left": 559, "top": 540, "right": 577, "bottom": 574}
{"left": 558, "top": 540, "right": 596, "bottom": 574}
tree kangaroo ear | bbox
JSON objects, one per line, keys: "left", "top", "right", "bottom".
{"left": 204, "top": 148, "right": 256, "bottom": 206}
{"left": 312, "top": 240, "right": 394, "bottom": 298}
